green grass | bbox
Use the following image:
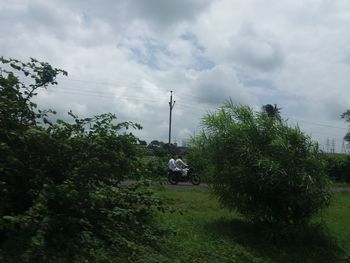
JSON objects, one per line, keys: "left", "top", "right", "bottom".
{"left": 136, "top": 188, "right": 350, "bottom": 263}
{"left": 325, "top": 190, "right": 350, "bottom": 252}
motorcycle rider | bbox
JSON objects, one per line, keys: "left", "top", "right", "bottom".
{"left": 168, "top": 155, "right": 177, "bottom": 172}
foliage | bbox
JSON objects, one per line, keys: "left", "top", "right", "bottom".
{"left": 138, "top": 139, "right": 147, "bottom": 146}
{"left": 145, "top": 140, "right": 179, "bottom": 157}
{"left": 323, "top": 153, "right": 350, "bottom": 183}
{"left": 262, "top": 103, "right": 281, "bottom": 120}
{"left": 191, "top": 101, "right": 331, "bottom": 230}
{"left": 0, "top": 58, "right": 166, "bottom": 262}
{"left": 187, "top": 136, "right": 213, "bottom": 182}
{"left": 139, "top": 156, "right": 168, "bottom": 182}
{"left": 147, "top": 140, "right": 167, "bottom": 157}
{"left": 341, "top": 110, "right": 350, "bottom": 142}
{"left": 162, "top": 143, "right": 178, "bottom": 156}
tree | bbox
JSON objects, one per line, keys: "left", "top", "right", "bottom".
{"left": 341, "top": 110, "right": 350, "bottom": 142}
{"left": 0, "top": 58, "right": 166, "bottom": 262}
{"left": 262, "top": 103, "right": 281, "bottom": 120}
{"left": 147, "top": 140, "right": 167, "bottom": 157}
{"left": 139, "top": 139, "right": 147, "bottom": 146}
{"left": 191, "top": 101, "right": 331, "bottom": 232}
{"left": 148, "top": 140, "right": 165, "bottom": 148}
{"left": 0, "top": 57, "right": 67, "bottom": 215}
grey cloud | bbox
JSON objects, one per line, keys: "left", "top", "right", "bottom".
{"left": 205, "top": 22, "right": 284, "bottom": 72}
{"left": 126, "top": 39, "right": 170, "bottom": 70}
{"left": 126, "top": 0, "right": 211, "bottom": 29}
{"left": 229, "top": 35, "right": 284, "bottom": 72}
{"left": 191, "top": 65, "right": 255, "bottom": 106}
{"left": 321, "top": 95, "right": 350, "bottom": 121}
{"left": 0, "top": 1, "right": 69, "bottom": 38}
{"left": 181, "top": 32, "right": 215, "bottom": 71}
{"left": 1, "top": 1, "right": 125, "bottom": 45}
{"left": 59, "top": 0, "right": 210, "bottom": 35}
{"left": 24, "top": 2, "right": 62, "bottom": 29}
{"left": 60, "top": 0, "right": 127, "bottom": 25}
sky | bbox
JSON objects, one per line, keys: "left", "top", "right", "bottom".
{"left": 1, "top": 0, "right": 350, "bottom": 151}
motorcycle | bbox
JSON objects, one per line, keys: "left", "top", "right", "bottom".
{"left": 167, "top": 167, "right": 201, "bottom": 185}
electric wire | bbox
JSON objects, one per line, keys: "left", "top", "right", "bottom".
{"left": 41, "top": 78, "right": 350, "bottom": 134}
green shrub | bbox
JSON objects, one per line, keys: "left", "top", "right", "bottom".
{"left": 191, "top": 102, "right": 331, "bottom": 229}
{"left": 0, "top": 58, "right": 166, "bottom": 262}
{"left": 187, "top": 136, "right": 213, "bottom": 183}
{"left": 142, "top": 156, "right": 168, "bottom": 181}
{"left": 324, "top": 153, "right": 350, "bottom": 183}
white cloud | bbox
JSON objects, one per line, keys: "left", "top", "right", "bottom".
{"left": 1, "top": 0, "right": 350, "bottom": 149}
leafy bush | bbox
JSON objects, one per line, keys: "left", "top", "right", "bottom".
{"left": 191, "top": 101, "right": 331, "bottom": 229}
{"left": 0, "top": 58, "right": 166, "bottom": 262}
{"left": 141, "top": 156, "right": 168, "bottom": 182}
{"left": 187, "top": 137, "right": 213, "bottom": 183}
{"left": 323, "top": 153, "right": 350, "bottom": 183}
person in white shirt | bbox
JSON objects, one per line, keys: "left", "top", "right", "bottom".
{"left": 175, "top": 156, "right": 189, "bottom": 177}
{"left": 168, "top": 156, "right": 177, "bottom": 172}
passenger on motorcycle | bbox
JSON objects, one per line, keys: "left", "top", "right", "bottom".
{"left": 175, "top": 156, "right": 189, "bottom": 177}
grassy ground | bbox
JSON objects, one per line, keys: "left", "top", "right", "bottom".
{"left": 137, "top": 188, "right": 350, "bottom": 263}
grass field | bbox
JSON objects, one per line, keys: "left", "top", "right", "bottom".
{"left": 137, "top": 187, "right": 350, "bottom": 263}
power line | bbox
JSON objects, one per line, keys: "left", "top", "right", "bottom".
{"left": 46, "top": 86, "right": 208, "bottom": 115}
{"left": 62, "top": 77, "right": 211, "bottom": 104}
{"left": 45, "top": 86, "right": 163, "bottom": 103}
{"left": 40, "top": 78, "right": 350, "bottom": 132}
{"left": 287, "top": 118, "right": 347, "bottom": 130}
{"left": 60, "top": 77, "right": 140, "bottom": 88}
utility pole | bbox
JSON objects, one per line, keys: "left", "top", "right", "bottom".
{"left": 168, "top": 91, "right": 175, "bottom": 145}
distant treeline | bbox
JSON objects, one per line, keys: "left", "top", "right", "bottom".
{"left": 138, "top": 140, "right": 189, "bottom": 157}
{"left": 323, "top": 153, "right": 350, "bottom": 183}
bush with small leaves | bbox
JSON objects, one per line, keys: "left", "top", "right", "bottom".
{"left": 323, "top": 153, "right": 350, "bottom": 183}
{"left": 191, "top": 101, "right": 331, "bottom": 231}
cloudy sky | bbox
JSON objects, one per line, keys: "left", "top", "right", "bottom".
{"left": 1, "top": 0, "right": 350, "bottom": 151}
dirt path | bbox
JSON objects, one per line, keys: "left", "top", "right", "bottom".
{"left": 121, "top": 180, "right": 208, "bottom": 190}
{"left": 164, "top": 182, "right": 208, "bottom": 190}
